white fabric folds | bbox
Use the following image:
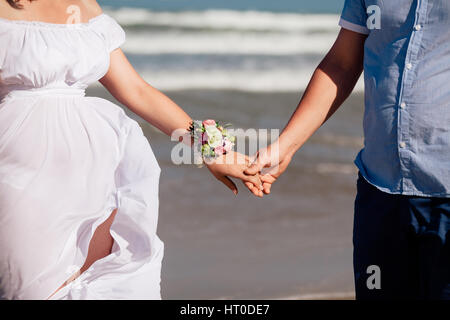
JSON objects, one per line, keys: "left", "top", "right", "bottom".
{"left": 0, "top": 14, "right": 164, "bottom": 300}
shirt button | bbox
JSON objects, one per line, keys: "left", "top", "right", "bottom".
{"left": 406, "top": 63, "right": 413, "bottom": 70}
{"left": 399, "top": 142, "right": 406, "bottom": 148}
{"left": 400, "top": 102, "right": 406, "bottom": 109}
{"left": 414, "top": 24, "right": 422, "bottom": 31}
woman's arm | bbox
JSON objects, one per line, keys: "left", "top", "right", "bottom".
{"left": 100, "top": 49, "right": 263, "bottom": 196}
{"left": 246, "top": 28, "right": 367, "bottom": 194}
{"left": 100, "top": 50, "right": 191, "bottom": 136}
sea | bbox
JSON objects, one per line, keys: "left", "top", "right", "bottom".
{"left": 91, "top": 0, "right": 363, "bottom": 299}
{"left": 96, "top": 0, "right": 361, "bottom": 92}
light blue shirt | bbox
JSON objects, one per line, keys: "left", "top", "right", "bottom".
{"left": 340, "top": 0, "right": 450, "bottom": 197}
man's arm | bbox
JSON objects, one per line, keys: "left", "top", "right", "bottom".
{"left": 280, "top": 28, "right": 366, "bottom": 157}
{"left": 246, "top": 28, "right": 367, "bottom": 194}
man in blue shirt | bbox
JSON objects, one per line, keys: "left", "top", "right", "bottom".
{"left": 247, "top": 0, "right": 450, "bottom": 299}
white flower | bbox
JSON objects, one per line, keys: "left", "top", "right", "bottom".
{"left": 205, "top": 125, "right": 223, "bottom": 148}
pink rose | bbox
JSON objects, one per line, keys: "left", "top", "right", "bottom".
{"left": 223, "top": 139, "right": 233, "bottom": 152}
{"left": 214, "top": 145, "right": 225, "bottom": 156}
{"left": 203, "top": 119, "right": 216, "bottom": 127}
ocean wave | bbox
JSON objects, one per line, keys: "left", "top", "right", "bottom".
{"left": 99, "top": 7, "right": 364, "bottom": 92}
{"left": 142, "top": 70, "right": 312, "bottom": 91}
{"left": 106, "top": 8, "right": 340, "bottom": 33}
{"left": 92, "top": 57, "right": 364, "bottom": 92}
{"left": 130, "top": 70, "right": 364, "bottom": 92}
{"left": 106, "top": 8, "right": 340, "bottom": 55}
{"left": 125, "top": 53, "right": 323, "bottom": 71}
{"left": 121, "top": 30, "right": 337, "bottom": 55}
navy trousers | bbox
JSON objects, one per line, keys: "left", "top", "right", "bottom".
{"left": 353, "top": 173, "right": 450, "bottom": 300}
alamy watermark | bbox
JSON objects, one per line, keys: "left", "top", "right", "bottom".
{"left": 64, "top": 5, "right": 82, "bottom": 24}
{"left": 366, "top": 265, "right": 381, "bottom": 290}
{"left": 367, "top": 5, "right": 381, "bottom": 30}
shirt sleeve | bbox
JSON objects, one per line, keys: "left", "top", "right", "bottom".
{"left": 339, "top": 0, "right": 370, "bottom": 35}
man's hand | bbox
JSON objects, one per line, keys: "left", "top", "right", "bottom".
{"left": 205, "top": 151, "right": 264, "bottom": 197}
{"left": 245, "top": 144, "right": 292, "bottom": 195}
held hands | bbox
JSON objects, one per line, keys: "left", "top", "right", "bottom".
{"left": 205, "top": 150, "right": 264, "bottom": 197}
{"left": 245, "top": 143, "right": 293, "bottom": 195}
{"left": 193, "top": 120, "right": 292, "bottom": 197}
{"left": 191, "top": 120, "right": 265, "bottom": 196}
{"left": 206, "top": 144, "right": 292, "bottom": 197}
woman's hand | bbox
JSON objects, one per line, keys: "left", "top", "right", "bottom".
{"left": 205, "top": 151, "right": 264, "bottom": 197}
{"left": 245, "top": 143, "right": 293, "bottom": 195}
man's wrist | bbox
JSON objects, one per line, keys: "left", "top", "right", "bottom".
{"left": 277, "top": 133, "right": 300, "bottom": 160}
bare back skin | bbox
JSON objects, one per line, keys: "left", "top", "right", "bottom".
{"left": 0, "top": 0, "right": 118, "bottom": 299}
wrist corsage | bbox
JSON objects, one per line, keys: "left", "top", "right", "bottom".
{"left": 189, "top": 120, "right": 236, "bottom": 166}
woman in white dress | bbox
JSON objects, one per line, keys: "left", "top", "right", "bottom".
{"left": 0, "top": 0, "right": 263, "bottom": 300}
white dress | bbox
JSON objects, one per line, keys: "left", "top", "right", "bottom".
{"left": 0, "top": 14, "right": 164, "bottom": 300}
